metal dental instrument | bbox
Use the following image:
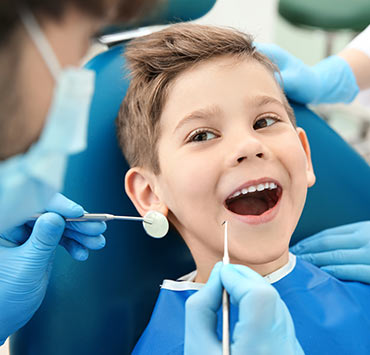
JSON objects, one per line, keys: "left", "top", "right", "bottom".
{"left": 222, "top": 221, "right": 230, "bottom": 355}
{"left": 31, "top": 213, "right": 150, "bottom": 223}
{"left": 31, "top": 210, "right": 170, "bottom": 239}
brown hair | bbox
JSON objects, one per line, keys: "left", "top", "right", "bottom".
{"left": 117, "top": 23, "right": 295, "bottom": 174}
{"left": 0, "top": 0, "right": 158, "bottom": 46}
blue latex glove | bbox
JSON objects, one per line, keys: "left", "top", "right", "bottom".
{"left": 0, "top": 193, "right": 106, "bottom": 344}
{"left": 291, "top": 221, "right": 370, "bottom": 284}
{"left": 256, "top": 43, "right": 359, "bottom": 104}
{"left": 185, "top": 262, "right": 304, "bottom": 355}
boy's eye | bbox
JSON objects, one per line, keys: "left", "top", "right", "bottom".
{"left": 187, "top": 129, "right": 218, "bottom": 143}
{"left": 254, "top": 116, "right": 280, "bottom": 130}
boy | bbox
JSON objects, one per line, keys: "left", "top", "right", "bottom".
{"left": 116, "top": 24, "right": 370, "bottom": 354}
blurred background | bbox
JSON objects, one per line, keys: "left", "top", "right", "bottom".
{"left": 1, "top": 0, "right": 368, "bottom": 353}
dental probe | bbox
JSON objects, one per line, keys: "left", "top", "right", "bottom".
{"left": 222, "top": 221, "right": 230, "bottom": 355}
{"left": 30, "top": 210, "right": 170, "bottom": 239}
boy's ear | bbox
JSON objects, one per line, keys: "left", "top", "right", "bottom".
{"left": 125, "top": 167, "right": 168, "bottom": 217}
{"left": 296, "top": 127, "right": 316, "bottom": 188}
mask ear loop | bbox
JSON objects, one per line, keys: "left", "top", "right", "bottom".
{"left": 18, "top": 6, "right": 61, "bottom": 82}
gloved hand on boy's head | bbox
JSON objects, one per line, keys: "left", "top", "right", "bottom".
{"left": 256, "top": 43, "right": 359, "bottom": 105}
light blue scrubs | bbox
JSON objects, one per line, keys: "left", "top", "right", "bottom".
{"left": 133, "top": 255, "right": 370, "bottom": 354}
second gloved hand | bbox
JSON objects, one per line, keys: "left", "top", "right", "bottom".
{"left": 291, "top": 221, "right": 370, "bottom": 284}
{"left": 0, "top": 193, "right": 106, "bottom": 345}
{"left": 256, "top": 43, "right": 359, "bottom": 105}
{"left": 185, "top": 262, "right": 304, "bottom": 355}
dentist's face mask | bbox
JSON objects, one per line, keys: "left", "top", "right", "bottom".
{"left": 0, "top": 9, "right": 95, "bottom": 232}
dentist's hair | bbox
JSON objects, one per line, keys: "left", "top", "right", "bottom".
{"left": 0, "top": 0, "right": 158, "bottom": 46}
{"left": 0, "top": 0, "right": 159, "bottom": 160}
{"left": 117, "top": 23, "right": 296, "bottom": 174}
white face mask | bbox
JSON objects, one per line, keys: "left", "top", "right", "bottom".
{"left": 0, "top": 8, "right": 95, "bottom": 233}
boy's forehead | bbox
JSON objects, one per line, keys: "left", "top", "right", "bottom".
{"left": 161, "top": 56, "right": 284, "bottom": 127}
{"left": 170, "top": 55, "right": 271, "bottom": 89}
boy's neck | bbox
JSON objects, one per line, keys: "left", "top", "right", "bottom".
{"left": 194, "top": 249, "right": 290, "bottom": 284}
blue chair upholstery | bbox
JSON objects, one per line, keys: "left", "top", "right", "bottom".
{"left": 102, "top": 0, "right": 217, "bottom": 32}
{"left": 291, "top": 105, "right": 370, "bottom": 245}
{"left": 11, "top": 37, "right": 370, "bottom": 355}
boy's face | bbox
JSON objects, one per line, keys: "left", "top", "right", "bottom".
{"left": 137, "top": 56, "right": 315, "bottom": 277}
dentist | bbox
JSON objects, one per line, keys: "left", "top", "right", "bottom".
{"left": 0, "top": 0, "right": 154, "bottom": 346}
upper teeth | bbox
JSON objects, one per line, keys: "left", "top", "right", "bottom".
{"left": 229, "top": 182, "right": 277, "bottom": 199}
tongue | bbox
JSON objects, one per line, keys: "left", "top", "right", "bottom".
{"left": 227, "top": 196, "right": 268, "bottom": 216}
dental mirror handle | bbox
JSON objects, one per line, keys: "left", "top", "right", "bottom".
{"left": 30, "top": 213, "right": 147, "bottom": 223}
{"left": 30, "top": 211, "right": 169, "bottom": 238}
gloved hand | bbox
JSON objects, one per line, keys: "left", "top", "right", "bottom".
{"left": 256, "top": 43, "right": 359, "bottom": 104}
{"left": 291, "top": 221, "right": 370, "bottom": 284}
{"left": 0, "top": 193, "right": 106, "bottom": 344}
{"left": 185, "top": 262, "right": 304, "bottom": 355}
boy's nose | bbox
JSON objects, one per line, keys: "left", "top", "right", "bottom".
{"left": 237, "top": 152, "right": 264, "bottom": 164}
{"left": 227, "top": 135, "right": 267, "bottom": 166}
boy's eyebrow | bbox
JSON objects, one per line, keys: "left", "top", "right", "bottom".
{"left": 174, "top": 105, "right": 222, "bottom": 133}
{"left": 252, "top": 95, "right": 285, "bottom": 108}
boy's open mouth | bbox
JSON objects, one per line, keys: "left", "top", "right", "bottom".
{"left": 225, "top": 181, "right": 282, "bottom": 216}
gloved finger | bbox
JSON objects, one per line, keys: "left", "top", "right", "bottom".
{"left": 60, "top": 237, "right": 89, "bottom": 261}
{"left": 65, "top": 220, "right": 107, "bottom": 236}
{"left": 321, "top": 264, "right": 370, "bottom": 284}
{"left": 24, "top": 212, "right": 65, "bottom": 256}
{"left": 0, "top": 238, "right": 18, "bottom": 248}
{"left": 220, "top": 263, "right": 268, "bottom": 305}
{"left": 221, "top": 264, "right": 284, "bottom": 347}
{"left": 304, "top": 222, "right": 367, "bottom": 240}
{"left": 221, "top": 264, "right": 277, "bottom": 317}
{"left": 279, "top": 69, "right": 300, "bottom": 94}
{"left": 44, "top": 193, "right": 84, "bottom": 218}
{"left": 184, "top": 262, "right": 223, "bottom": 355}
{"left": 273, "top": 71, "right": 283, "bottom": 89}
{"left": 254, "top": 43, "right": 295, "bottom": 70}
{"left": 45, "top": 250, "right": 56, "bottom": 282}
{"left": 186, "top": 262, "right": 223, "bottom": 314}
{"left": 291, "top": 226, "right": 366, "bottom": 254}
{"left": 0, "top": 224, "right": 31, "bottom": 245}
{"left": 62, "top": 229, "right": 106, "bottom": 250}
{"left": 1, "top": 222, "right": 106, "bottom": 252}
{"left": 280, "top": 69, "right": 317, "bottom": 103}
{"left": 298, "top": 248, "right": 366, "bottom": 266}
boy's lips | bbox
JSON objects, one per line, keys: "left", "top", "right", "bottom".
{"left": 224, "top": 177, "right": 283, "bottom": 225}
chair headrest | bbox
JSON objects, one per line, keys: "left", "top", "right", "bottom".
{"left": 99, "top": 0, "right": 217, "bottom": 35}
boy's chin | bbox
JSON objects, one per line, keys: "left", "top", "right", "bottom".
{"left": 229, "top": 238, "right": 290, "bottom": 272}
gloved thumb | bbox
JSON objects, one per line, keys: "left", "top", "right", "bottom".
{"left": 184, "top": 262, "right": 223, "bottom": 355}
{"left": 24, "top": 212, "right": 65, "bottom": 257}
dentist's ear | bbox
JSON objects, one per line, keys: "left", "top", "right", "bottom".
{"left": 125, "top": 167, "right": 169, "bottom": 217}
{"left": 296, "top": 127, "right": 316, "bottom": 188}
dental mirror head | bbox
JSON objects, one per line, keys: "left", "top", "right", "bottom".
{"left": 143, "top": 210, "right": 169, "bottom": 238}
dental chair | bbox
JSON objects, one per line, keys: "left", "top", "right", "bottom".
{"left": 278, "top": 0, "right": 370, "bottom": 56}
{"left": 10, "top": 3, "right": 370, "bottom": 354}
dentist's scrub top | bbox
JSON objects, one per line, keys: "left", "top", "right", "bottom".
{"left": 132, "top": 253, "right": 370, "bottom": 355}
